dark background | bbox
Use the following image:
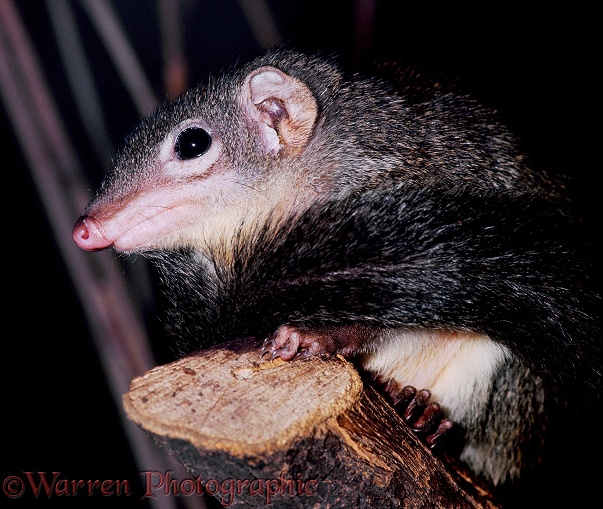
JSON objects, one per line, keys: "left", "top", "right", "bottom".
{"left": 2, "top": 1, "right": 599, "bottom": 508}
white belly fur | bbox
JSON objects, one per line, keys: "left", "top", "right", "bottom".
{"left": 359, "top": 329, "right": 511, "bottom": 426}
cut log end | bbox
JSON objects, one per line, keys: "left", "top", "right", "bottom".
{"left": 123, "top": 336, "right": 501, "bottom": 508}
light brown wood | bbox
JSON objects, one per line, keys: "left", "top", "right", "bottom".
{"left": 123, "top": 336, "right": 501, "bottom": 508}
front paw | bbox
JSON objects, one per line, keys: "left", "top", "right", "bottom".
{"left": 261, "top": 325, "right": 307, "bottom": 361}
{"left": 261, "top": 324, "right": 374, "bottom": 362}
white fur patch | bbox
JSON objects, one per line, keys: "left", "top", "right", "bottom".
{"left": 359, "top": 329, "right": 510, "bottom": 426}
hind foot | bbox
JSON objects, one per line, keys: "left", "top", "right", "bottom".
{"left": 375, "top": 378, "right": 459, "bottom": 451}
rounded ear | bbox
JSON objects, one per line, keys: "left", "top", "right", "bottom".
{"left": 242, "top": 66, "right": 318, "bottom": 155}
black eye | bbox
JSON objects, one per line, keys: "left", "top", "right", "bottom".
{"left": 175, "top": 127, "right": 212, "bottom": 160}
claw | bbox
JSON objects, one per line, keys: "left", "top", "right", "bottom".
{"left": 412, "top": 402, "right": 443, "bottom": 434}
{"left": 260, "top": 336, "right": 272, "bottom": 359}
{"left": 294, "top": 348, "right": 311, "bottom": 359}
{"left": 270, "top": 348, "right": 284, "bottom": 361}
{"left": 392, "top": 385, "right": 417, "bottom": 409}
{"left": 260, "top": 339, "right": 284, "bottom": 361}
{"left": 260, "top": 337, "right": 274, "bottom": 359}
{"left": 425, "top": 419, "right": 455, "bottom": 449}
{"left": 403, "top": 389, "right": 431, "bottom": 423}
